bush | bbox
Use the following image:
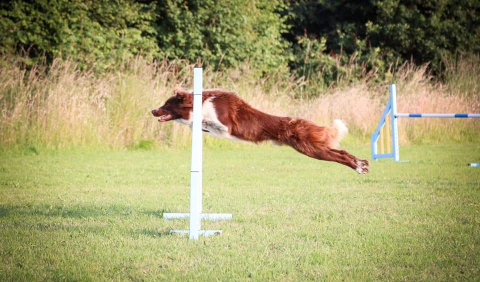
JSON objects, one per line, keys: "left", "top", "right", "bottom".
{"left": 285, "top": 0, "right": 480, "bottom": 75}
{"left": 0, "top": 0, "right": 290, "bottom": 74}
{"left": 0, "top": 0, "right": 159, "bottom": 70}
{"left": 154, "top": 0, "right": 289, "bottom": 73}
{"left": 289, "top": 35, "right": 387, "bottom": 97}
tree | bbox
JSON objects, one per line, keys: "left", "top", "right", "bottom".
{"left": 285, "top": 0, "right": 480, "bottom": 73}
{"left": 153, "top": 0, "right": 289, "bottom": 73}
{"left": 0, "top": 0, "right": 159, "bottom": 69}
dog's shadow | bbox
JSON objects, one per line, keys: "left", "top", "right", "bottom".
{"left": 0, "top": 204, "right": 175, "bottom": 238}
{"left": 135, "top": 228, "right": 171, "bottom": 238}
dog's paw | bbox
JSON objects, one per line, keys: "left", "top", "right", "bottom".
{"left": 357, "top": 159, "right": 369, "bottom": 167}
{"left": 355, "top": 159, "right": 370, "bottom": 174}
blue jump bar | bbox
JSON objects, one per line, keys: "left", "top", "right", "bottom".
{"left": 373, "top": 153, "right": 395, "bottom": 159}
{"left": 396, "top": 113, "right": 480, "bottom": 118}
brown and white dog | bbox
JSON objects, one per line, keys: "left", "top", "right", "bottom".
{"left": 152, "top": 89, "right": 369, "bottom": 173}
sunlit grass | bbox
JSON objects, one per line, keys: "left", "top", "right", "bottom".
{"left": 1, "top": 144, "right": 479, "bottom": 281}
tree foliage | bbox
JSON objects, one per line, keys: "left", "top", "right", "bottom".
{"left": 154, "top": 0, "right": 289, "bottom": 72}
{"left": 0, "top": 0, "right": 159, "bottom": 69}
{"left": 0, "top": 0, "right": 289, "bottom": 72}
{"left": 0, "top": 0, "right": 479, "bottom": 79}
{"left": 286, "top": 0, "right": 480, "bottom": 74}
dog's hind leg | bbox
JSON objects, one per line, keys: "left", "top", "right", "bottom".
{"left": 290, "top": 142, "right": 369, "bottom": 174}
{"left": 323, "top": 148, "right": 369, "bottom": 174}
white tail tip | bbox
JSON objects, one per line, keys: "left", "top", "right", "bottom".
{"left": 333, "top": 119, "right": 348, "bottom": 141}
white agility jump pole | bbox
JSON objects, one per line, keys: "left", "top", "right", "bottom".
{"left": 163, "top": 68, "right": 232, "bottom": 240}
{"left": 371, "top": 84, "right": 480, "bottom": 162}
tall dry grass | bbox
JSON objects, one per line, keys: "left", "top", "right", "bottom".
{"left": 0, "top": 55, "right": 479, "bottom": 149}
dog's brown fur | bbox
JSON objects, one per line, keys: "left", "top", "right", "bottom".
{"left": 152, "top": 89, "right": 369, "bottom": 173}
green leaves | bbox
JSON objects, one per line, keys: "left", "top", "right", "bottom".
{"left": 154, "top": 0, "right": 289, "bottom": 73}
{"left": 0, "top": 0, "right": 478, "bottom": 79}
{"left": 286, "top": 0, "right": 480, "bottom": 76}
{"left": 0, "top": 0, "right": 160, "bottom": 70}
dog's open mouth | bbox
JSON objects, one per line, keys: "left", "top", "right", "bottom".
{"left": 158, "top": 114, "right": 173, "bottom": 122}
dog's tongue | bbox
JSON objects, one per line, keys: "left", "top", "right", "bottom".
{"left": 158, "top": 114, "right": 172, "bottom": 122}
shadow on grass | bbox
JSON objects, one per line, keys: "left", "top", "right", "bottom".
{"left": 0, "top": 206, "right": 9, "bottom": 217}
{"left": 34, "top": 222, "right": 110, "bottom": 234}
{"left": 142, "top": 209, "right": 169, "bottom": 218}
{"left": 0, "top": 204, "right": 171, "bottom": 219}
{"left": 135, "top": 228, "right": 172, "bottom": 238}
{"left": 1, "top": 204, "right": 179, "bottom": 240}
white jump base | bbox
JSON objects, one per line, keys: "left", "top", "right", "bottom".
{"left": 165, "top": 212, "right": 232, "bottom": 237}
{"left": 169, "top": 230, "right": 223, "bottom": 237}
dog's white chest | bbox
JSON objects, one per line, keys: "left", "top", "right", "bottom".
{"left": 202, "top": 98, "right": 239, "bottom": 140}
{"left": 175, "top": 97, "right": 239, "bottom": 141}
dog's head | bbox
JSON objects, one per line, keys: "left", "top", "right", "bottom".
{"left": 151, "top": 89, "right": 193, "bottom": 122}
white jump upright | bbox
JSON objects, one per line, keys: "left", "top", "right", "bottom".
{"left": 371, "top": 84, "right": 480, "bottom": 162}
{"left": 163, "top": 68, "right": 232, "bottom": 240}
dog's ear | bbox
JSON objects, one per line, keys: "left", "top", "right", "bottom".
{"left": 173, "top": 87, "right": 181, "bottom": 95}
{"left": 173, "top": 87, "right": 182, "bottom": 99}
{"left": 174, "top": 87, "right": 192, "bottom": 99}
{"left": 175, "top": 93, "right": 184, "bottom": 101}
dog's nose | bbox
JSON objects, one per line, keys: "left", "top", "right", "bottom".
{"left": 151, "top": 109, "right": 156, "bottom": 115}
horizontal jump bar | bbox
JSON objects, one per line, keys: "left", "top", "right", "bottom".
{"left": 396, "top": 113, "right": 480, "bottom": 118}
{"left": 163, "top": 213, "right": 233, "bottom": 221}
{"left": 373, "top": 153, "right": 394, "bottom": 159}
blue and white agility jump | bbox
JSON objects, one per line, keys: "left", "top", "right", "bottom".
{"left": 163, "top": 68, "right": 232, "bottom": 240}
{"left": 371, "top": 84, "right": 480, "bottom": 162}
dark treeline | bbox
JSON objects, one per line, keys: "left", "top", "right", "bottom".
{"left": 1, "top": 0, "right": 479, "bottom": 84}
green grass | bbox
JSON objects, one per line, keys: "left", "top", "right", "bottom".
{"left": 1, "top": 144, "right": 479, "bottom": 281}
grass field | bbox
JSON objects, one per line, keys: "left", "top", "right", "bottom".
{"left": 1, "top": 144, "right": 479, "bottom": 281}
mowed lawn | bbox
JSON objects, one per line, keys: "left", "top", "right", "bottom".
{"left": 1, "top": 144, "right": 479, "bottom": 281}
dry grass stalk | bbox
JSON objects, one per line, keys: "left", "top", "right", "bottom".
{"left": 0, "top": 56, "right": 478, "bottom": 149}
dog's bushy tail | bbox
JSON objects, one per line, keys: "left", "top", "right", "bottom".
{"left": 329, "top": 119, "right": 348, "bottom": 148}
